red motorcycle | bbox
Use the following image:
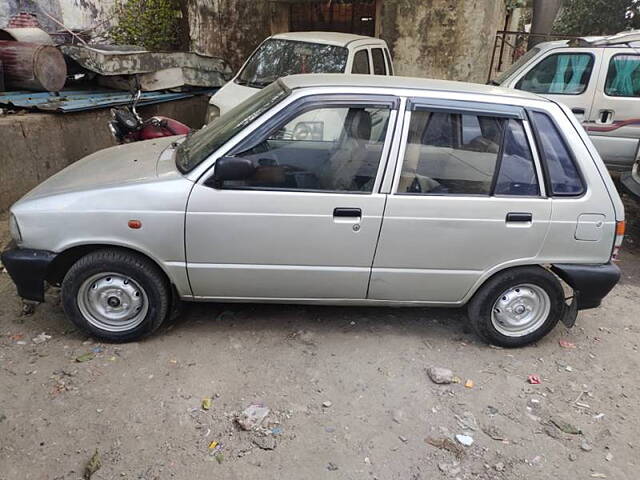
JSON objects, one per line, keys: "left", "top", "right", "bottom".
{"left": 108, "top": 91, "right": 191, "bottom": 143}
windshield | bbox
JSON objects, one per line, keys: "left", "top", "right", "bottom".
{"left": 493, "top": 47, "right": 541, "bottom": 85}
{"left": 236, "top": 39, "right": 348, "bottom": 88}
{"left": 176, "top": 82, "right": 289, "bottom": 173}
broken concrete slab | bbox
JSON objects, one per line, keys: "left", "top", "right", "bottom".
{"left": 61, "top": 44, "right": 232, "bottom": 90}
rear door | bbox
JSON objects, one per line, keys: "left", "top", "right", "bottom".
{"left": 369, "top": 99, "right": 551, "bottom": 303}
{"left": 509, "top": 48, "right": 603, "bottom": 122}
{"left": 586, "top": 48, "right": 640, "bottom": 170}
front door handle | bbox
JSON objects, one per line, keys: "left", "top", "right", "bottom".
{"left": 333, "top": 207, "right": 362, "bottom": 218}
{"left": 571, "top": 108, "right": 585, "bottom": 115}
{"left": 506, "top": 212, "right": 532, "bottom": 223}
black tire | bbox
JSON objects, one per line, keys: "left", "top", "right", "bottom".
{"left": 61, "top": 248, "right": 170, "bottom": 342}
{"left": 467, "top": 266, "right": 564, "bottom": 348}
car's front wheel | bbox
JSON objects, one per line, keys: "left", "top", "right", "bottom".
{"left": 61, "top": 249, "right": 170, "bottom": 342}
{"left": 467, "top": 266, "right": 565, "bottom": 348}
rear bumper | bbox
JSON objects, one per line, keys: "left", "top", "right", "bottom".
{"left": 551, "top": 262, "right": 621, "bottom": 310}
{"left": 621, "top": 171, "right": 640, "bottom": 200}
{"left": 1, "top": 242, "right": 57, "bottom": 302}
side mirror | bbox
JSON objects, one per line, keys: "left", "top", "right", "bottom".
{"left": 214, "top": 156, "right": 255, "bottom": 182}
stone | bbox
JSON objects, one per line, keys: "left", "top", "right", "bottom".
{"left": 236, "top": 403, "right": 270, "bottom": 431}
{"left": 455, "top": 434, "right": 474, "bottom": 446}
{"left": 494, "top": 462, "right": 505, "bottom": 472}
{"left": 427, "top": 367, "right": 454, "bottom": 384}
{"left": 322, "top": 401, "right": 332, "bottom": 408}
{"left": 392, "top": 409, "right": 404, "bottom": 424}
{"left": 580, "top": 441, "right": 593, "bottom": 452}
{"left": 327, "top": 462, "right": 339, "bottom": 471}
{"left": 252, "top": 435, "right": 276, "bottom": 450}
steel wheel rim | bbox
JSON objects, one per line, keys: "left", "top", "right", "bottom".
{"left": 491, "top": 283, "right": 550, "bottom": 337}
{"left": 77, "top": 272, "right": 148, "bottom": 332}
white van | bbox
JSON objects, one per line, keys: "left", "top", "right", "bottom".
{"left": 206, "top": 31, "right": 393, "bottom": 123}
{"left": 496, "top": 30, "right": 640, "bottom": 171}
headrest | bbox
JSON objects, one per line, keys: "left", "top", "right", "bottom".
{"left": 347, "top": 109, "right": 372, "bottom": 141}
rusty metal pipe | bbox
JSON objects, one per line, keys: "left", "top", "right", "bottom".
{"left": 0, "top": 40, "right": 67, "bottom": 91}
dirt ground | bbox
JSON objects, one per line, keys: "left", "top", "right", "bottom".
{"left": 1, "top": 196, "right": 640, "bottom": 480}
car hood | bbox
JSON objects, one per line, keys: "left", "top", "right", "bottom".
{"left": 209, "top": 80, "right": 259, "bottom": 115}
{"left": 20, "top": 136, "right": 179, "bottom": 201}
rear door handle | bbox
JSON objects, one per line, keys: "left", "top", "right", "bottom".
{"left": 506, "top": 212, "right": 532, "bottom": 222}
{"left": 571, "top": 108, "right": 585, "bottom": 115}
{"left": 333, "top": 207, "right": 361, "bottom": 218}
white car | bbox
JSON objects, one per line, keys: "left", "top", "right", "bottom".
{"left": 3, "top": 74, "right": 624, "bottom": 348}
{"left": 206, "top": 31, "right": 393, "bottom": 123}
{"left": 495, "top": 29, "right": 640, "bottom": 171}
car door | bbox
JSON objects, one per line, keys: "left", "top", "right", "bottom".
{"left": 185, "top": 95, "right": 398, "bottom": 300}
{"left": 369, "top": 99, "right": 551, "bottom": 303}
{"left": 585, "top": 48, "right": 640, "bottom": 170}
{"left": 509, "top": 48, "right": 603, "bottom": 122}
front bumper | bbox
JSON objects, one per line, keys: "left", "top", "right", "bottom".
{"left": 1, "top": 242, "right": 57, "bottom": 302}
{"left": 621, "top": 170, "right": 640, "bottom": 200}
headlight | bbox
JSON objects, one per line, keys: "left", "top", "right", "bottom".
{"left": 9, "top": 213, "right": 22, "bottom": 244}
{"left": 206, "top": 104, "right": 220, "bottom": 124}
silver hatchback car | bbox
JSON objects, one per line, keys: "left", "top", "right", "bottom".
{"left": 2, "top": 74, "right": 625, "bottom": 347}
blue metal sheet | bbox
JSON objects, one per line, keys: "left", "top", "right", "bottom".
{"left": 0, "top": 88, "right": 218, "bottom": 112}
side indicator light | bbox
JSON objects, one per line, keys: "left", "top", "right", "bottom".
{"left": 128, "top": 220, "right": 142, "bottom": 229}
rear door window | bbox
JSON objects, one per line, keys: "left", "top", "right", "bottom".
{"left": 352, "top": 50, "right": 370, "bottom": 74}
{"left": 397, "top": 109, "right": 539, "bottom": 196}
{"left": 604, "top": 54, "right": 640, "bottom": 97}
{"left": 371, "top": 48, "right": 387, "bottom": 75}
{"left": 529, "top": 111, "right": 584, "bottom": 196}
{"left": 516, "top": 53, "right": 594, "bottom": 95}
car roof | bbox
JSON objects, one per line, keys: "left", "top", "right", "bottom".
{"left": 270, "top": 31, "right": 385, "bottom": 47}
{"left": 280, "top": 73, "right": 548, "bottom": 102}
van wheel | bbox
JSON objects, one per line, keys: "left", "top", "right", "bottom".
{"left": 467, "top": 266, "right": 564, "bottom": 348}
{"left": 61, "top": 249, "right": 170, "bottom": 342}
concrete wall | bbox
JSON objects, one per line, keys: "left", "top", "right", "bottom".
{"left": 0, "top": 95, "right": 209, "bottom": 211}
{"left": 380, "top": 0, "right": 506, "bottom": 83}
{"left": 187, "top": 0, "right": 273, "bottom": 72}
{"left": 0, "top": 0, "right": 115, "bottom": 32}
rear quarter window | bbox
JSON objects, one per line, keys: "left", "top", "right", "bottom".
{"left": 529, "top": 111, "right": 584, "bottom": 196}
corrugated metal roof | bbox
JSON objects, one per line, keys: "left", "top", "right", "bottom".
{"left": 0, "top": 88, "right": 218, "bottom": 112}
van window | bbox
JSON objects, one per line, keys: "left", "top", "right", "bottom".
{"left": 530, "top": 111, "right": 584, "bottom": 196}
{"left": 352, "top": 50, "right": 370, "bottom": 74}
{"left": 516, "top": 53, "right": 594, "bottom": 95}
{"left": 371, "top": 48, "right": 386, "bottom": 75}
{"left": 397, "top": 110, "right": 538, "bottom": 196}
{"left": 605, "top": 54, "right": 640, "bottom": 97}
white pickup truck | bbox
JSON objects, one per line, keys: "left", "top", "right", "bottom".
{"left": 206, "top": 31, "right": 394, "bottom": 123}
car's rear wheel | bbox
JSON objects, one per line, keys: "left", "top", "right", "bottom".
{"left": 467, "top": 266, "right": 564, "bottom": 348}
{"left": 61, "top": 249, "right": 170, "bottom": 342}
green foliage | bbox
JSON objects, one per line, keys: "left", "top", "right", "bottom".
{"left": 554, "top": 0, "right": 640, "bottom": 35}
{"left": 110, "top": 0, "right": 182, "bottom": 51}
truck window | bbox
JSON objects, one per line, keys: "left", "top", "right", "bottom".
{"left": 371, "top": 48, "right": 386, "bottom": 75}
{"left": 516, "top": 53, "right": 594, "bottom": 95}
{"left": 605, "top": 54, "right": 640, "bottom": 97}
{"left": 352, "top": 50, "right": 370, "bottom": 74}
{"left": 383, "top": 48, "right": 393, "bottom": 75}
{"left": 529, "top": 111, "right": 584, "bottom": 196}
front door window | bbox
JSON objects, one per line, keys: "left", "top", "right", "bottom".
{"left": 516, "top": 53, "right": 594, "bottom": 95}
{"left": 220, "top": 104, "right": 391, "bottom": 193}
